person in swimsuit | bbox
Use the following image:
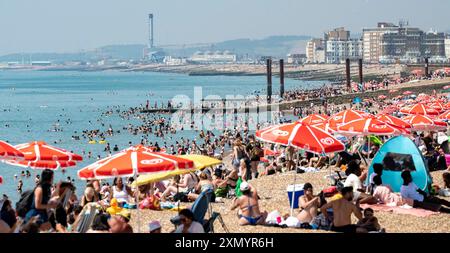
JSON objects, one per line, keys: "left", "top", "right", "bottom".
{"left": 231, "top": 182, "right": 267, "bottom": 226}
{"left": 188, "top": 172, "right": 215, "bottom": 201}
{"left": 110, "top": 177, "right": 133, "bottom": 206}
{"left": 320, "top": 186, "right": 364, "bottom": 233}
{"left": 297, "top": 183, "right": 322, "bottom": 224}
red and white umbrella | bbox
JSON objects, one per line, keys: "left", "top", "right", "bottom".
{"left": 0, "top": 175, "right": 2, "bottom": 185}
{"left": 311, "top": 122, "right": 337, "bottom": 133}
{"left": 438, "top": 110, "right": 450, "bottom": 120}
{"left": 0, "top": 140, "right": 24, "bottom": 160}
{"left": 376, "top": 114, "right": 412, "bottom": 130}
{"left": 430, "top": 102, "right": 445, "bottom": 112}
{"left": 77, "top": 145, "right": 195, "bottom": 180}
{"left": 5, "top": 159, "right": 77, "bottom": 170}
{"left": 402, "top": 115, "right": 447, "bottom": 131}
{"left": 389, "top": 89, "right": 399, "bottom": 93}
{"left": 14, "top": 141, "right": 83, "bottom": 162}
{"left": 400, "top": 103, "right": 440, "bottom": 116}
{"left": 263, "top": 148, "right": 281, "bottom": 157}
{"left": 328, "top": 109, "right": 371, "bottom": 127}
{"left": 403, "top": 91, "right": 413, "bottom": 95}
{"left": 378, "top": 95, "right": 387, "bottom": 100}
{"left": 256, "top": 122, "right": 345, "bottom": 154}
{"left": 336, "top": 118, "right": 405, "bottom": 136}
{"left": 298, "top": 114, "right": 328, "bottom": 125}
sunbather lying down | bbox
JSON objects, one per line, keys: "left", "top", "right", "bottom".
{"left": 230, "top": 182, "right": 267, "bottom": 226}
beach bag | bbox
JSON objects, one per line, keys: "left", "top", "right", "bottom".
{"left": 16, "top": 189, "right": 35, "bottom": 218}
{"left": 140, "top": 195, "right": 161, "bottom": 210}
{"left": 215, "top": 186, "right": 229, "bottom": 198}
{"left": 265, "top": 210, "right": 283, "bottom": 225}
{"left": 173, "top": 192, "right": 189, "bottom": 202}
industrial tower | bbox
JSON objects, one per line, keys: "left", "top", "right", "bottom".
{"left": 148, "top": 13, "right": 154, "bottom": 49}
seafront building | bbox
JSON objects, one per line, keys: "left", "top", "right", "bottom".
{"left": 324, "top": 28, "right": 362, "bottom": 64}
{"left": 189, "top": 51, "right": 237, "bottom": 64}
{"left": 363, "top": 22, "right": 446, "bottom": 63}
{"left": 287, "top": 54, "right": 307, "bottom": 64}
{"left": 307, "top": 27, "right": 362, "bottom": 64}
{"left": 445, "top": 36, "right": 450, "bottom": 60}
{"left": 306, "top": 39, "right": 325, "bottom": 63}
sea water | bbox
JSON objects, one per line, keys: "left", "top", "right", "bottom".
{"left": 0, "top": 70, "right": 326, "bottom": 200}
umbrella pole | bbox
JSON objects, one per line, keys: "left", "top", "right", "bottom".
{"left": 135, "top": 190, "right": 141, "bottom": 233}
{"left": 290, "top": 171, "right": 296, "bottom": 217}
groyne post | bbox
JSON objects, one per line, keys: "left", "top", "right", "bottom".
{"left": 280, "top": 59, "right": 285, "bottom": 99}
{"left": 425, "top": 57, "right": 429, "bottom": 77}
{"left": 358, "top": 59, "right": 363, "bottom": 91}
{"left": 346, "top": 58, "right": 351, "bottom": 92}
{"left": 267, "top": 59, "right": 272, "bottom": 104}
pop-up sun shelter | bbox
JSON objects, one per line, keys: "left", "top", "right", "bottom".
{"left": 367, "top": 135, "right": 432, "bottom": 193}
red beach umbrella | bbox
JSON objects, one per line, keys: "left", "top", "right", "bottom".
{"left": 336, "top": 118, "right": 404, "bottom": 136}
{"left": 402, "top": 115, "right": 447, "bottom": 131}
{"left": 376, "top": 114, "right": 412, "bottom": 129}
{"left": 256, "top": 122, "right": 345, "bottom": 154}
{"left": 5, "top": 159, "right": 77, "bottom": 170}
{"left": 0, "top": 141, "right": 24, "bottom": 160}
{"left": 77, "top": 145, "right": 195, "bottom": 180}
{"left": 328, "top": 109, "right": 372, "bottom": 127}
{"left": 400, "top": 103, "right": 440, "bottom": 116}
{"left": 298, "top": 114, "right": 328, "bottom": 125}
{"left": 14, "top": 141, "right": 83, "bottom": 162}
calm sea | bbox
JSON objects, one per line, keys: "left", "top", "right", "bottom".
{"left": 0, "top": 70, "right": 326, "bottom": 200}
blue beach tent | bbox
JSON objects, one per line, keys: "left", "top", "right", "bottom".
{"left": 367, "top": 135, "right": 433, "bottom": 193}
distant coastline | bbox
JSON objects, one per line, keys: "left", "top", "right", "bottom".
{"left": 0, "top": 63, "right": 403, "bottom": 81}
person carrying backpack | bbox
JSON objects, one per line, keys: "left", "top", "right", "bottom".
{"left": 23, "top": 169, "right": 59, "bottom": 230}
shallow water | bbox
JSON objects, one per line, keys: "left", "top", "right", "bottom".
{"left": 0, "top": 70, "right": 326, "bottom": 200}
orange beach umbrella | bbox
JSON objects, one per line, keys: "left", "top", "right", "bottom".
{"left": 14, "top": 141, "right": 83, "bottom": 162}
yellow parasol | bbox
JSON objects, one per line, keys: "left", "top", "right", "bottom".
{"left": 132, "top": 154, "right": 222, "bottom": 187}
{"left": 178, "top": 154, "right": 222, "bottom": 170}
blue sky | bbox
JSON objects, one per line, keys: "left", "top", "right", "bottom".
{"left": 0, "top": 0, "right": 449, "bottom": 54}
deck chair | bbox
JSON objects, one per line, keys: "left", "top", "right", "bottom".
{"left": 74, "top": 203, "right": 100, "bottom": 233}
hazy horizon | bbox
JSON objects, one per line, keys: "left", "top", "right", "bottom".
{"left": 1, "top": 0, "right": 449, "bottom": 55}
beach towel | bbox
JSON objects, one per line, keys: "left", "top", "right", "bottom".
{"left": 360, "top": 203, "right": 439, "bottom": 218}
{"left": 235, "top": 177, "right": 243, "bottom": 197}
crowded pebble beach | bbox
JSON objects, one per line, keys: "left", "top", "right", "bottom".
{"left": 2, "top": 70, "right": 450, "bottom": 234}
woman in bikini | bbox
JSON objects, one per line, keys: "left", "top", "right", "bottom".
{"left": 231, "top": 182, "right": 267, "bottom": 226}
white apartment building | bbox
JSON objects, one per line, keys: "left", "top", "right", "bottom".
{"left": 325, "top": 39, "right": 363, "bottom": 64}
{"left": 445, "top": 38, "right": 450, "bottom": 60}
{"left": 306, "top": 39, "right": 325, "bottom": 63}
{"left": 190, "top": 51, "right": 237, "bottom": 63}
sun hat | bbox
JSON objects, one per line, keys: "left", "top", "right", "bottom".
{"left": 240, "top": 181, "right": 250, "bottom": 192}
{"left": 117, "top": 209, "right": 131, "bottom": 222}
{"left": 148, "top": 221, "right": 161, "bottom": 232}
